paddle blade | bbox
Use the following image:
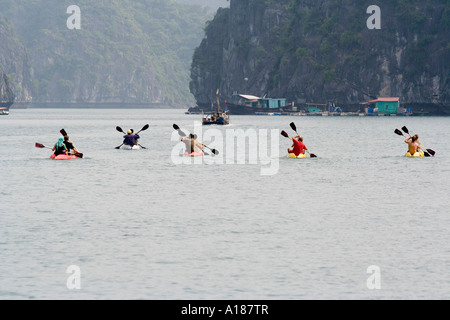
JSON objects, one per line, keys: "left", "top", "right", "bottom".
{"left": 401, "top": 126, "right": 410, "bottom": 135}
{"left": 394, "top": 129, "right": 404, "bottom": 136}
{"left": 173, "top": 124, "right": 187, "bottom": 136}
{"left": 75, "top": 152, "right": 84, "bottom": 158}
{"left": 289, "top": 122, "right": 297, "bottom": 132}
{"left": 310, "top": 153, "right": 317, "bottom": 158}
{"left": 281, "top": 130, "right": 289, "bottom": 138}
{"left": 426, "top": 149, "right": 436, "bottom": 156}
{"left": 140, "top": 124, "right": 149, "bottom": 132}
{"left": 211, "top": 149, "right": 219, "bottom": 155}
{"left": 35, "top": 143, "right": 46, "bottom": 148}
{"left": 60, "top": 128, "right": 67, "bottom": 136}
{"left": 116, "top": 126, "right": 124, "bottom": 133}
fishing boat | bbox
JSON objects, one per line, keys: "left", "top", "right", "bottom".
{"left": 0, "top": 102, "right": 12, "bottom": 115}
{"left": 202, "top": 89, "right": 230, "bottom": 125}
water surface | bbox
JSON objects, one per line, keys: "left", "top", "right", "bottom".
{"left": 1, "top": 108, "right": 449, "bottom": 299}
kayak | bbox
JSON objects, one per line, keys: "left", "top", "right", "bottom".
{"left": 184, "top": 151, "right": 204, "bottom": 157}
{"left": 121, "top": 145, "right": 142, "bottom": 150}
{"left": 405, "top": 151, "right": 425, "bottom": 158}
{"left": 50, "top": 154, "right": 79, "bottom": 160}
{"left": 287, "top": 153, "right": 307, "bottom": 159}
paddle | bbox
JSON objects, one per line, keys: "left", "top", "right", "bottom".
{"left": 289, "top": 122, "right": 298, "bottom": 133}
{"left": 173, "top": 124, "right": 187, "bottom": 137}
{"left": 173, "top": 124, "right": 219, "bottom": 155}
{"left": 115, "top": 126, "right": 126, "bottom": 149}
{"left": 116, "top": 124, "right": 149, "bottom": 149}
{"left": 394, "top": 128, "right": 404, "bottom": 137}
{"left": 116, "top": 126, "right": 126, "bottom": 134}
{"left": 281, "top": 130, "right": 290, "bottom": 139}
{"left": 398, "top": 127, "right": 435, "bottom": 156}
{"left": 287, "top": 123, "right": 317, "bottom": 158}
{"left": 117, "top": 124, "right": 150, "bottom": 135}
{"left": 59, "top": 128, "right": 84, "bottom": 158}
{"left": 137, "top": 124, "right": 150, "bottom": 134}
{"left": 35, "top": 142, "right": 52, "bottom": 150}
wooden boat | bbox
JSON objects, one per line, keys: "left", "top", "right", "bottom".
{"left": 0, "top": 102, "right": 12, "bottom": 115}
{"left": 202, "top": 89, "right": 230, "bottom": 125}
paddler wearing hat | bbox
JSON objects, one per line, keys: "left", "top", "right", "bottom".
{"left": 123, "top": 129, "right": 141, "bottom": 147}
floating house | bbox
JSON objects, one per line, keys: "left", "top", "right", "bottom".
{"left": 226, "top": 93, "right": 289, "bottom": 115}
{"left": 306, "top": 103, "right": 326, "bottom": 113}
{"left": 362, "top": 97, "right": 400, "bottom": 114}
{"left": 233, "top": 94, "right": 287, "bottom": 109}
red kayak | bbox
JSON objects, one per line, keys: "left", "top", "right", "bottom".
{"left": 50, "top": 154, "right": 80, "bottom": 160}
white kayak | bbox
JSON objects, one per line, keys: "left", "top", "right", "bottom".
{"left": 121, "top": 145, "right": 143, "bottom": 150}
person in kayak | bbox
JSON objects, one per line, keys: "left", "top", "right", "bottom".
{"left": 288, "top": 135, "right": 308, "bottom": 156}
{"left": 123, "top": 129, "right": 140, "bottom": 147}
{"left": 405, "top": 134, "right": 423, "bottom": 155}
{"left": 52, "top": 137, "right": 68, "bottom": 156}
{"left": 181, "top": 134, "right": 204, "bottom": 154}
{"left": 63, "top": 135, "right": 81, "bottom": 155}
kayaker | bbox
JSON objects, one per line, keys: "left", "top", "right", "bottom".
{"left": 405, "top": 134, "right": 423, "bottom": 155}
{"left": 123, "top": 129, "right": 140, "bottom": 147}
{"left": 181, "top": 134, "right": 191, "bottom": 153}
{"left": 63, "top": 135, "right": 80, "bottom": 155}
{"left": 181, "top": 134, "right": 204, "bottom": 154}
{"left": 52, "top": 137, "right": 68, "bottom": 156}
{"left": 288, "top": 135, "right": 308, "bottom": 157}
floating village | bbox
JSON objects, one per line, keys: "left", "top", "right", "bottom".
{"left": 187, "top": 92, "right": 423, "bottom": 124}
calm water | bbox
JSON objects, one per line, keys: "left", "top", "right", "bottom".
{"left": 0, "top": 108, "right": 449, "bottom": 300}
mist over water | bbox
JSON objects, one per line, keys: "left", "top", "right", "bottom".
{"left": 1, "top": 108, "right": 449, "bottom": 299}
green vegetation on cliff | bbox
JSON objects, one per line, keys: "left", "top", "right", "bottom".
{"left": 0, "top": 66, "right": 15, "bottom": 103}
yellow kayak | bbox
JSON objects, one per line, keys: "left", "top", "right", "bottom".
{"left": 405, "top": 151, "right": 425, "bottom": 158}
{"left": 287, "top": 153, "right": 307, "bottom": 159}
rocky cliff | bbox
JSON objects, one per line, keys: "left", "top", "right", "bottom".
{"left": 190, "top": 0, "right": 450, "bottom": 114}
{"left": 0, "top": 16, "right": 32, "bottom": 103}
{"left": 0, "top": 67, "right": 15, "bottom": 104}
